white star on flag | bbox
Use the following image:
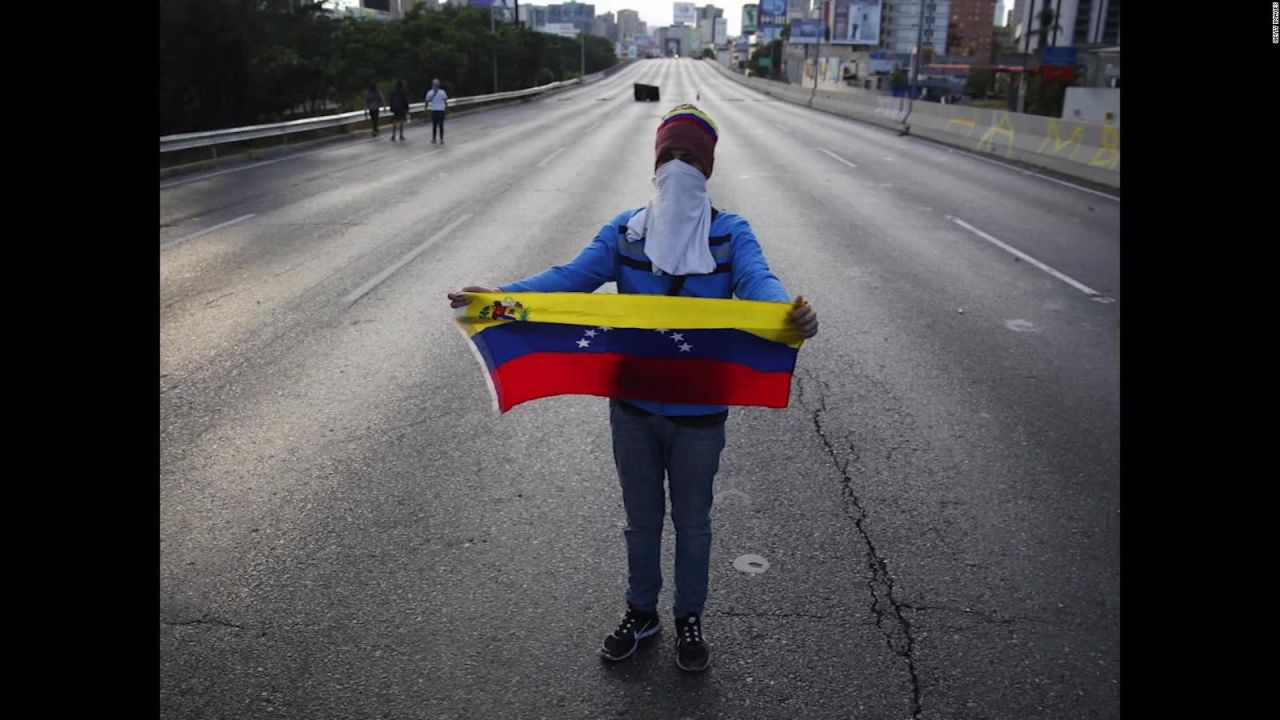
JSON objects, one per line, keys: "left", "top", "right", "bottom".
{"left": 678, "top": 343, "right": 693, "bottom": 352}
{"left": 670, "top": 332, "right": 684, "bottom": 342}
{"left": 576, "top": 338, "right": 591, "bottom": 348}
{"left": 654, "top": 329, "right": 668, "bottom": 334}
{"left": 584, "top": 329, "right": 598, "bottom": 337}
{"left": 598, "top": 327, "right": 612, "bottom": 332}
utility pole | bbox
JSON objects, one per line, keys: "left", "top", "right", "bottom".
{"left": 902, "top": 0, "right": 927, "bottom": 132}
{"left": 1052, "top": 0, "right": 1063, "bottom": 46}
{"left": 492, "top": 3, "right": 499, "bottom": 93}
{"left": 908, "top": 0, "right": 926, "bottom": 102}
{"left": 1018, "top": 0, "right": 1038, "bottom": 113}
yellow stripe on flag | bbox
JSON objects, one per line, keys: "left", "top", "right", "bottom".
{"left": 453, "top": 292, "right": 805, "bottom": 348}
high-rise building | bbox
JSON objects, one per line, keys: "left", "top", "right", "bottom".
{"left": 1010, "top": 0, "right": 1117, "bottom": 50}
{"left": 880, "top": 2, "right": 952, "bottom": 56}
{"left": 1072, "top": 0, "right": 1119, "bottom": 45}
{"left": 945, "top": 0, "right": 995, "bottom": 61}
{"left": 519, "top": 5, "right": 550, "bottom": 27}
{"left": 594, "top": 11, "right": 618, "bottom": 40}
{"left": 617, "top": 9, "right": 642, "bottom": 41}
{"left": 547, "top": 3, "right": 596, "bottom": 33}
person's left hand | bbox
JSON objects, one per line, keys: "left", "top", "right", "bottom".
{"left": 789, "top": 296, "right": 819, "bottom": 339}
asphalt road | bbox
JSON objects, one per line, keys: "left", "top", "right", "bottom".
{"left": 160, "top": 58, "right": 1120, "bottom": 720}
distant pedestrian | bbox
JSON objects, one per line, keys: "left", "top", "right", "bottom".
{"left": 389, "top": 80, "right": 410, "bottom": 142}
{"left": 426, "top": 79, "right": 449, "bottom": 144}
{"left": 364, "top": 83, "right": 384, "bottom": 138}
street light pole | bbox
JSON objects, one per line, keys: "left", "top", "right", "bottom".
{"left": 1018, "top": 0, "right": 1038, "bottom": 113}
{"left": 909, "top": 0, "right": 926, "bottom": 101}
{"left": 903, "top": 0, "right": 926, "bottom": 132}
{"left": 492, "top": 4, "right": 499, "bottom": 93}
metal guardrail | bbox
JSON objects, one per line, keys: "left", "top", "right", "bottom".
{"left": 159, "top": 79, "right": 579, "bottom": 153}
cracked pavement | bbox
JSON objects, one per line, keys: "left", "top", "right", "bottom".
{"left": 161, "top": 59, "right": 1119, "bottom": 719}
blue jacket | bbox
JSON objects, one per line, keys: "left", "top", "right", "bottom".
{"left": 500, "top": 207, "right": 791, "bottom": 417}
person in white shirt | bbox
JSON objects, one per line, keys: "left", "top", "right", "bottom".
{"left": 425, "top": 79, "right": 449, "bottom": 144}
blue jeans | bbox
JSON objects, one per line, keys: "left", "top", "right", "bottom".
{"left": 609, "top": 400, "right": 727, "bottom": 618}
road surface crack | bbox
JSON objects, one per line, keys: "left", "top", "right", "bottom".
{"left": 796, "top": 369, "right": 923, "bottom": 719}
{"left": 716, "top": 610, "right": 832, "bottom": 620}
{"left": 900, "top": 602, "right": 1049, "bottom": 627}
{"left": 161, "top": 613, "right": 245, "bottom": 631}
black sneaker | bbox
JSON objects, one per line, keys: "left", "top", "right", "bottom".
{"left": 600, "top": 607, "right": 661, "bottom": 662}
{"left": 675, "top": 615, "right": 710, "bottom": 672}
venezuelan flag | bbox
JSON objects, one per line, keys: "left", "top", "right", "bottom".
{"left": 454, "top": 293, "right": 806, "bottom": 413}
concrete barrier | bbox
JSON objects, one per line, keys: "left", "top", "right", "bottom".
{"left": 707, "top": 60, "right": 1119, "bottom": 188}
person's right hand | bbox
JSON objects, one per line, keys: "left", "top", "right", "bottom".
{"left": 448, "top": 286, "right": 498, "bottom": 308}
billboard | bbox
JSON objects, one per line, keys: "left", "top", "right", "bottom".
{"left": 829, "top": 0, "right": 881, "bottom": 45}
{"left": 666, "top": 38, "right": 683, "bottom": 56}
{"left": 714, "top": 18, "right": 728, "bottom": 44}
{"left": 538, "top": 23, "right": 580, "bottom": 37}
{"left": 759, "top": 25, "right": 784, "bottom": 42}
{"left": 735, "top": 36, "right": 749, "bottom": 51}
{"left": 635, "top": 34, "right": 653, "bottom": 46}
{"left": 789, "top": 18, "right": 825, "bottom": 44}
{"left": 673, "top": 2, "right": 697, "bottom": 25}
{"left": 1041, "top": 46, "right": 1079, "bottom": 66}
{"left": 758, "top": 0, "right": 787, "bottom": 27}
{"left": 742, "top": 4, "right": 759, "bottom": 33}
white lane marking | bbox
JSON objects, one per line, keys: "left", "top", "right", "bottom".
{"left": 161, "top": 214, "right": 255, "bottom": 249}
{"left": 585, "top": 121, "right": 602, "bottom": 132}
{"left": 915, "top": 137, "right": 1120, "bottom": 202}
{"left": 537, "top": 146, "right": 566, "bottom": 168}
{"left": 344, "top": 214, "right": 473, "bottom": 307}
{"left": 947, "top": 216, "right": 1102, "bottom": 297}
{"left": 1004, "top": 319, "right": 1041, "bottom": 333}
{"left": 772, "top": 121, "right": 787, "bottom": 131}
{"left": 159, "top": 139, "right": 376, "bottom": 190}
{"left": 819, "top": 148, "right": 858, "bottom": 169}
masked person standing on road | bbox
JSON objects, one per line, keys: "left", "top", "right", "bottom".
{"left": 447, "top": 104, "right": 819, "bottom": 673}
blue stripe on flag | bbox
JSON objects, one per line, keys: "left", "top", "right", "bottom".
{"left": 471, "top": 322, "right": 797, "bottom": 374}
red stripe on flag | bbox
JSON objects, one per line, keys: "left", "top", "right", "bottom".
{"left": 490, "top": 352, "right": 793, "bottom": 412}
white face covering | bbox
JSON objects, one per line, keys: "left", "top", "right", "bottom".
{"left": 636, "top": 159, "right": 715, "bottom": 277}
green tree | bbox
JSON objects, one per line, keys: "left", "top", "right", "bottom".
{"left": 964, "top": 68, "right": 994, "bottom": 98}
{"left": 160, "top": 0, "right": 618, "bottom": 135}
{"left": 1036, "top": 6, "right": 1063, "bottom": 50}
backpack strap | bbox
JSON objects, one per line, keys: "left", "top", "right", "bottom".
{"left": 617, "top": 207, "right": 732, "bottom": 282}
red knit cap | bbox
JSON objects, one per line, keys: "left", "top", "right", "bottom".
{"left": 654, "top": 104, "right": 719, "bottom": 178}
